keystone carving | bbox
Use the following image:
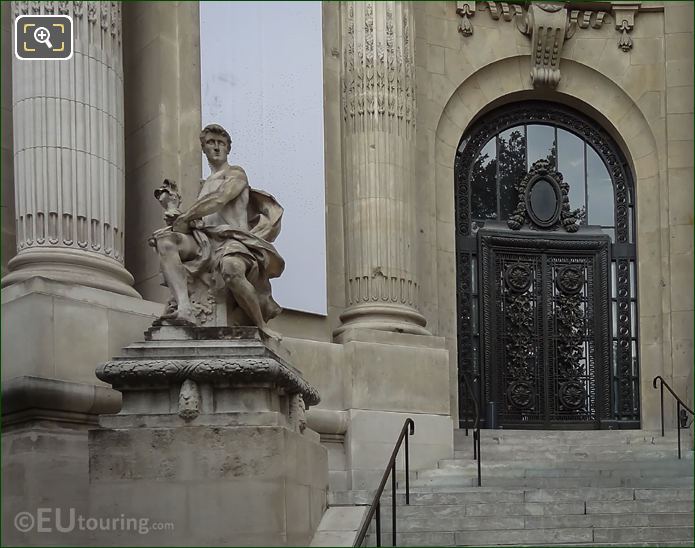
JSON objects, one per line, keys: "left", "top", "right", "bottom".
{"left": 457, "top": 2, "right": 645, "bottom": 87}
{"left": 520, "top": 2, "right": 569, "bottom": 89}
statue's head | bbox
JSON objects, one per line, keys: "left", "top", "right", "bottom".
{"left": 200, "top": 124, "right": 232, "bottom": 165}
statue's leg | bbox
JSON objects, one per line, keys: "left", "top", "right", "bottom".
{"left": 221, "top": 256, "right": 282, "bottom": 340}
{"left": 155, "top": 233, "right": 197, "bottom": 325}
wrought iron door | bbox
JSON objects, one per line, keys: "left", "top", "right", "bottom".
{"left": 479, "top": 230, "right": 611, "bottom": 428}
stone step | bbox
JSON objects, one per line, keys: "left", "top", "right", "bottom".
{"left": 424, "top": 464, "right": 693, "bottom": 480}
{"left": 370, "top": 530, "right": 695, "bottom": 548}
{"left": 438, "top": 458, "right": 693, "bottom": 472}
{"left": 453, "top": 526, "right": 694, "bottom": 547}
{"left": 377, "top": 511, "right": 693, "bottom": 533}
{"left": 586, "top": 500, "right": 694, "bottom": 514}
{"left": 454, "top": 429, "right": 680, "bottom": 443}
{"left": 453, "top": 448, "right": 690, "bottom": 461}
{"left": 410, "top": 475, "right": 691, "bottom": 489}
{"left": 330, "top": 487, "right": 694, "bottom": 506}
{"left": 592, "top": 526, "right": 694, "bottom": 544}
{"left": 394, "top": 501, "right": 587, "bottom": 518}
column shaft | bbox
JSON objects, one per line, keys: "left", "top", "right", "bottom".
{"left": 337, "top": 1, "right": 427, "bottom": 335}
{"left": 3, "top": 1, "right": 137, "bottom": 297}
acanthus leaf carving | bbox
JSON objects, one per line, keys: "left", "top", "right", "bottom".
{"left": 342, "top": 1, "right": 415, "bottom": 135}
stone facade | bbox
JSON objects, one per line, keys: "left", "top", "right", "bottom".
{"left": 1, "top": 1, "right": 693, "bottom": 545}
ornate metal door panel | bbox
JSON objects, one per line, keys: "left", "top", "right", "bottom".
{"left": 479, "top": 230, "right": 611, "bottom": 428}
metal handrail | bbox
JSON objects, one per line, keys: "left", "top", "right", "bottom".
{"left": 461, "top": 373, "right": 481, "bottom": 486}
{"left": 653, "top": 376, "right": 694, "bottom": 459}
{"left": 353, "top": 418, "right": 415, "bottom": 547}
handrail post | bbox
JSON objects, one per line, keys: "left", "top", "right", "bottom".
{"left": 476, "top": 426, "right": 481, "bottom": 487}
{"left": 404, "top": 431, "right": 410, "bottom": 505}
{"left": 660, "top": 381, "right": 664, "bottom": 437}
{"left": 473, "top": 429, "right": 477, "bottom": 460}
{"left": 375, "top": 501, "right": 381, "bottom": 547}
{"left": 391, "top": 462, "right": 396, "bottom": 547}
{"left": 677, "top": 401, "right": 682, "bottom": 460}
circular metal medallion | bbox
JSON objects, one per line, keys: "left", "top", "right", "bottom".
{"left": 506, "top": 381, "right": 535, "bottom": 410}
{"left": 559, "top": 381, "right": 587, "bottom": 410}
{"left": 555, "top": 265, "right": 584, "bottom": 295}
{"left": 504, "top": 264, "right": 532, "bottom": 293}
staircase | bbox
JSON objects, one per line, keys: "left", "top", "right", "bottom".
{"left": 331, "top": 429, "right": 694, "bottom": 547}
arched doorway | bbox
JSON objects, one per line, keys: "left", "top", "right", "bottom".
{"left": 455, "top": 102, "right": 639, "bottom": 429}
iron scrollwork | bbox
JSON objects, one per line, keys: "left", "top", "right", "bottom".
{"left": 455, "top": 102, "right": 639, "bottom": 428}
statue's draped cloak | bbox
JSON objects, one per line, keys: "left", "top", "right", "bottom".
{"left": 183, "top": 188, "right": 285, "bottom": 321}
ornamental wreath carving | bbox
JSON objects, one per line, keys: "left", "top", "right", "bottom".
{"left": 507, "top": 159, "right": 581, "bottom": 232}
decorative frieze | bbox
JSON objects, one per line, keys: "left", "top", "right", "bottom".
{"left": 456, "top": 2, "right": 650, "bottom": 88}
{"left": 13, "top": 1, "right": 121, "bottom": 43}
{"left": 342, "top": 1, "right": 415, "bottom": 136}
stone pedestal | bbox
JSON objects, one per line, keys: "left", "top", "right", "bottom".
{"left": 89, "top": 327, "right": 328, "bottom": 546}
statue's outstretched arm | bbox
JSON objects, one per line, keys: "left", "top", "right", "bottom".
{"left": 176, "top": 171, "right": 248, "bottom": 228}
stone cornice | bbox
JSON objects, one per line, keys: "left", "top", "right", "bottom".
{"left": 2, "top": 376, "right": 121, "bottom": 427}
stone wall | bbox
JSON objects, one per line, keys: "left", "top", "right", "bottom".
{"left": 122, "top": 1, "right": 203, "bottom": 302}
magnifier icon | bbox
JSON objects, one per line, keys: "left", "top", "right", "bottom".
{"left": 33, "top": 26, "right": 53, "bottom": 49}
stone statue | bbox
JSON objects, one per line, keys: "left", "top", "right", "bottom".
{"left": 149, "top": 124, "right": 284, "bottom": 339}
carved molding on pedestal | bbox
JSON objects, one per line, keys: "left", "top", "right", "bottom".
{"left": 456, "top": 1, "right": 649, "bottom": 88}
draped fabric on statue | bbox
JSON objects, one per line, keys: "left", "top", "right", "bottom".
{"left": 182, "top": 188, "right": 285, "bottom": 321}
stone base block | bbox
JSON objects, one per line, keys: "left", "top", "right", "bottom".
{"left": 88, "top": 326, "right": 327, "bottom": 545}
{"left": 1, "top": 277, "right": 160, "bottom": 385}
{"left": 345, "top": 409, "right": 453, "bottom": 490}
{"left": 1, "top": 377, "right": 122, "bottom": 546}
{"left": 2, "top": 423, "right": 92, "bottom": 546}
{"left": 89, "top": 425, "right": 327, "bottom": 546}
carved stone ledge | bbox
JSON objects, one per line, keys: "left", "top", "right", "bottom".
{"left": 97, "top": 357, "right": 321, "bottom": 407}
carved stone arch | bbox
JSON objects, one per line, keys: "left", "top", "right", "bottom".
{"left": 431, "top": 56, "right": 664, "bottom": 427}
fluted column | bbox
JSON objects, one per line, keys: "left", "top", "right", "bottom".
{"left": 336, "top": 1, "right": 428, "bottom": 335}
{"left": 3, "top": 1, "right": 138, "bottom": 297}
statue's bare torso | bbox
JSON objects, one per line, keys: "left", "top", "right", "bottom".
{"left": 199, "top": 165, "right": 249, "bottom": 231}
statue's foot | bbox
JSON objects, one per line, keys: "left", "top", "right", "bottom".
{"left": 169, "top": 308, "right": 198, "bottom": 326}
{"left": 259, "top": 325, "right": 283, "bottom": 341}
